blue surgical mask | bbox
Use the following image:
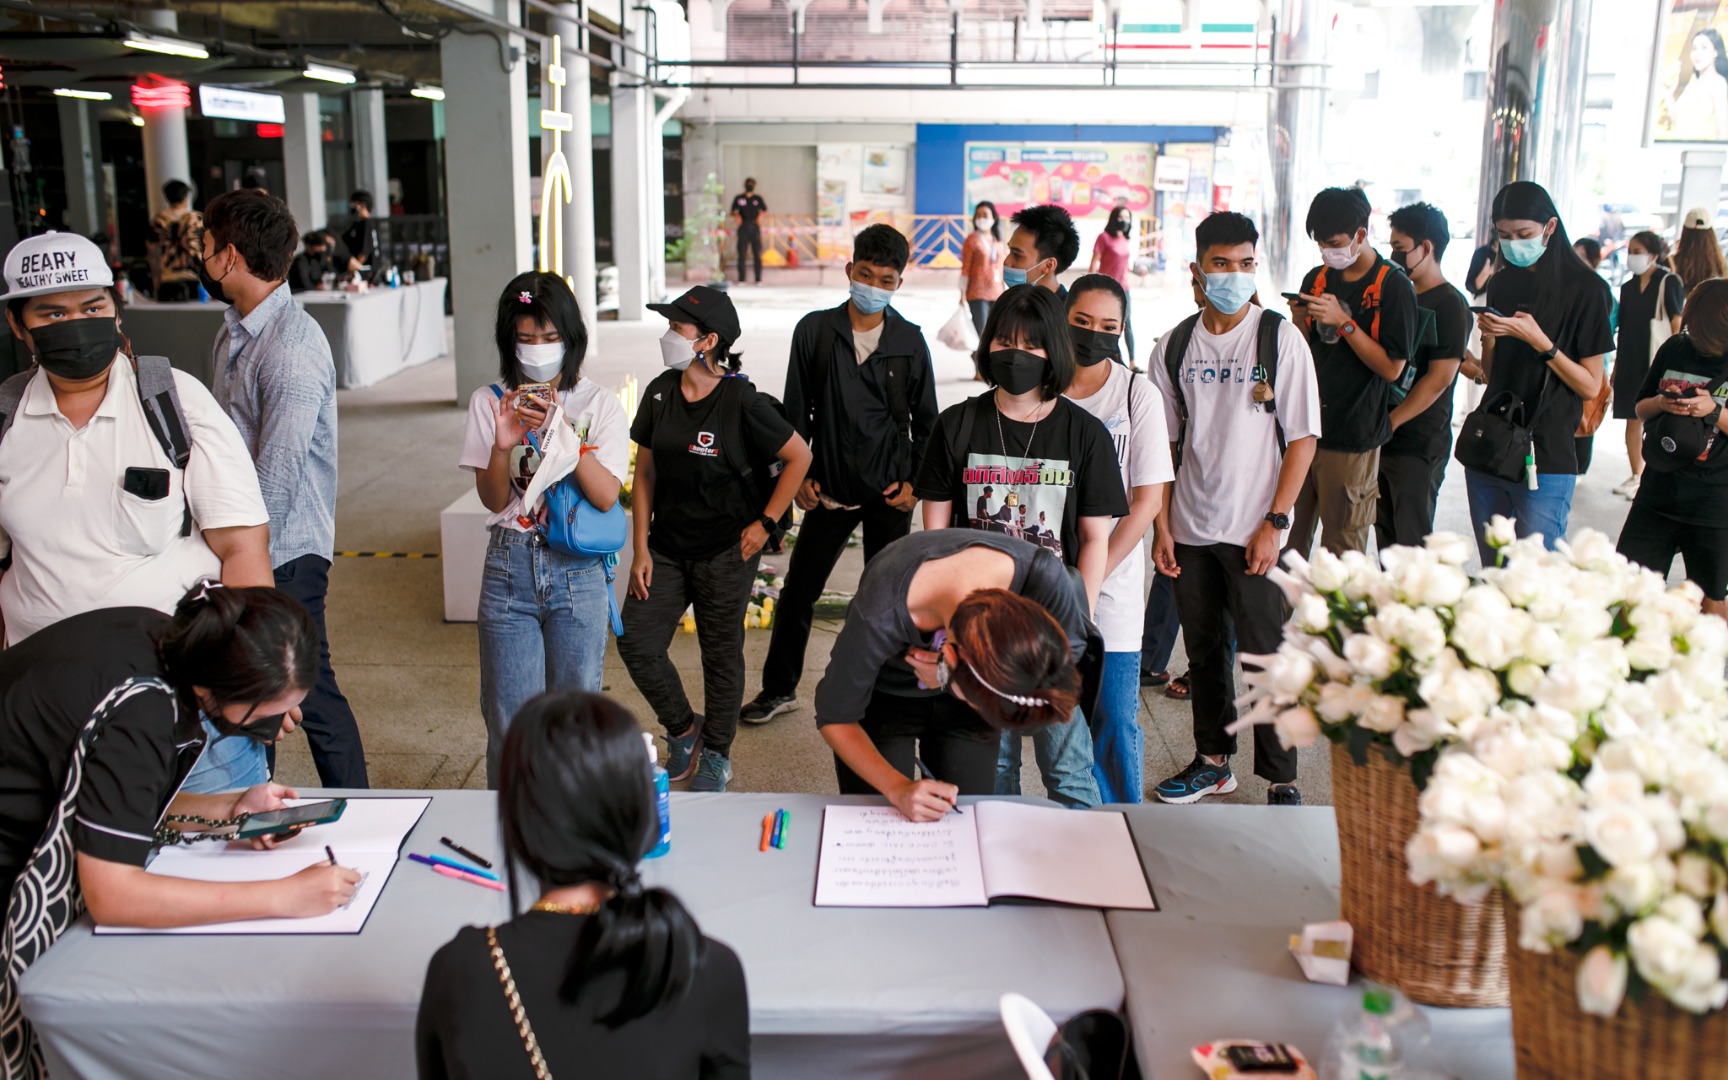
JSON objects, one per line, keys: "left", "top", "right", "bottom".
{"left": 850, "top": 280, "right": 893, "bottom": 316}
{"left": 1501, "top": 235, "right": 1547, "bottom": 268}
{"left": 1003, "top": 265, "right": 1029, "bottom": 288}
{"left": 1203, "top": 272, "right": 1257, "bottom": 315}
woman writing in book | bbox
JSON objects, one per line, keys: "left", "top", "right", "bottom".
{"left": 0, "top": 581, "right": 360, "bottom": 1078}
{"left": 416, "top": 691, "right": 749, "bottom": 1080}
{"left": 813, "top": 529, "right": 1089, "bottom": 821}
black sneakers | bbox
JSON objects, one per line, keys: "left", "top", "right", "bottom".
{"left": 740, "top": 692, "right": 797, "bottom": 726}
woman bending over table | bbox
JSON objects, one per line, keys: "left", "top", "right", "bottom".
{"left": 416, "top": 691, "right": 749, "bottom": 1080}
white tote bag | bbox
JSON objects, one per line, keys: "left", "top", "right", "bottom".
{"left": 937, "top": 302, "right": 979, "bottom": 353}
{"left": 1649, "top": 272, "right": 1675, "bottom": 358}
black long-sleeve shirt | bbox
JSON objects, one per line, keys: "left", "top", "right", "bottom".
{"left": 781, "top": 302, "right": 939, "bottom": 508}
{"left": 416, "top": 913, "right": 750, "bottom": 1080}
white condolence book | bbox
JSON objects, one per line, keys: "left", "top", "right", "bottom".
{"left": 95, "top": 797, "right": 431, "bottom": 936}
{"left": 814, "top": 802, "right": 1156, "bottom": 909}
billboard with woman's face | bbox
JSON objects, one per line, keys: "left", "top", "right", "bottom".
{"left": 1651, "top": 2, "right": 1728, "bottom": 143}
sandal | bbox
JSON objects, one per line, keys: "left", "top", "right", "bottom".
{"left": 1139, "top": 669, "right": 1170, "bottom": 689}
{"left": 1163, "top": 674, "right": 1192, "bottom": 700}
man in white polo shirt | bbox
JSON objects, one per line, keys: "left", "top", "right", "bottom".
{"left": 0, "top": 232, "right": 273, "bottom": 790}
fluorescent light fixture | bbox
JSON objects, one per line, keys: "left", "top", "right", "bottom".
{"left": 123, "top": 32, "right": 209, "bottom": 60}
{"left": 411, "top": 84, "right": 445, "bottom": 101}
{"left": 53, "top": 88, "right": 113, "bottom": 101}
{"left": 302, "top": 63, "right": 357, "bottom": 85}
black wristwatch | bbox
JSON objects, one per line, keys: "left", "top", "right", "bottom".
{"left": 1536, "top": 344, "right": 1559, "bottom": 363}
{"left": 1265, "top": 511, "right": 1290, "bottom": 530}
{"left": 756, "top": 513, "right": 780, "bottom": 536}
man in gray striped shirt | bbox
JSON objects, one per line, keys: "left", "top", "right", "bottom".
{"left": 204, "top": 189, "right": 369, "bottom": 787}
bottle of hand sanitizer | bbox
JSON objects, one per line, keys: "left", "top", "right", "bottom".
{"left": 645, "top": 732, "right": 670, "bottom": 858}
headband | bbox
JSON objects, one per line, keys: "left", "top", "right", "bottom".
{"left": 963, "top": 659, "right": 1049, "bottom": 709}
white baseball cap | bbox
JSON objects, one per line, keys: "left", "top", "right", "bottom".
{"left": 2, "top": 232, "right": 114, "bottom": 302}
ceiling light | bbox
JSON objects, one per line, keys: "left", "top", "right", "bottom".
{"left": 123, "top": 33, "right": 210, "bottom": 60}
{"left": 130, "top": 114, "right": 145, "bottom": 127}
{"left": 53, "top": 88, "right": 113, "bottom": 101}
{"left": 302, "top": 63, "right": 357, "bottom": 85}
{"left": 411, "top": 84, "right": 445, "bottom": 101}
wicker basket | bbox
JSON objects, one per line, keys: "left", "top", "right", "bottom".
{"left": 1329, "top": 741, "right": 1510, "bottom": 1007}
{"left": 1506, "top": 901, "right": 1728, "bottom": 1079}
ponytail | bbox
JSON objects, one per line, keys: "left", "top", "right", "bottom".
{"left": 697, "top": 322, "right": 744, "bottom": 375}
{"left": 157, "top": 579, "right": 318, "bottom": 712}
{"left": 498, "top": 692, "right": 704, "bottom": 1027}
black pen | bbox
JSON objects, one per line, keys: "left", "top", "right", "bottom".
{"left": 325, "top": 845, "right": 337, "bottom": 866}
{"left": 440, "top": 836, "right": 493, "bottom": 869}
{"left": 913, "top": 755, "right": 963, "bottom": 814}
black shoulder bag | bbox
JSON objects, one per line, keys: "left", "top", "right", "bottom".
{"left": 1455, "top": 366, "right": 1553, "bottom": 483}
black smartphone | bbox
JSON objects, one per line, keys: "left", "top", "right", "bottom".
{"left": 1469, "top": 305, "right": 1503, "bottom": 316}
{"left": 122, "top": 466, "right": 170, "bottom": 501}
{"left": 233, "top": 798, "right": 348, "bottom": 839}
{"left": 1221, "top": 1042, "right": 1300, "bottom": 1072}
{"left": 1280, "top": 292, "right": 1309, "bottom": 303}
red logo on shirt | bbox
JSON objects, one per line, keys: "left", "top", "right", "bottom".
{"left": 689, "top": 431, "right": 719, "bottom": 457}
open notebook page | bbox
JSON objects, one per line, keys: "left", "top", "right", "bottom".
{"left": 974, "top": 802, "right": 1156, "bottom": 910}
{"left": 813, "top": 805, "right": 987, "bottom": 907}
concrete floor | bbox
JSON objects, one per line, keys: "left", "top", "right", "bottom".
{"left": 273, "top": 271, "right": 1651, "bottom": 809}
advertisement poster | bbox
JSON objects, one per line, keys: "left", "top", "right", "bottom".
{"left": 862, "top": 146, "right": 909, "bottom": 196}
{"left": 817, "top": 143, "right": 913, "bottom": 261}
{"left": 1650, "top": 0, "right": 1728, "bottom": 143}
{"left": 963, "top": 142, "right": 1154, "bottom": 219}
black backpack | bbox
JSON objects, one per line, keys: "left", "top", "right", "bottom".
{"left": 715, "top": 375, "right": 795, "bottom": 553}
{"left": 1159, "top": 309, "right": 1286, "bottom": 470}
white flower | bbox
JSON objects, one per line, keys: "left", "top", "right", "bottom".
{"left": 1485, "top": 515, "right": 1518, "bottom": 550}
{"left": 1712, "top": 892, "right": 1728, "bottom": 947}
{"left": 1576, "top": 945, "right": 1629, "bottom": 1017}
{"left": 1627, "top": 631, "right": 1677, "bottom": 673}
{"left": 1585, "top": 804, "right": 1661, "bottom": 869}
{"left": 1392, "top": 708, "right": 1454, "bottom": 757}
{"left": 1560, "top": 530, "right": 1623, "bottom": 574}
{"left": 1307, "top": 548, "right": 1348, "bottom": 592}
{"left": 1272, "top": 706, "right": 1321, "bottom": 749}
{"left": 1506, "top": 661, "right": 1544, "bottom": 699}
{"left": 1584, "top": 768, "right": 1646, "bottom": 805}
{"left": 1424, "top": 531, "right": 1474, "bottom": 566}
{"left": 1292, "top": 592, "right": 1331, "bottom": 634}
{"left": 1628, "top": 914, "right": 1728, "bottom": 1013}
{"left": 1357, "top": 693, "right": 1406, "bottom": 734}
{"left": 1678, "top": 853, "right": 1724, "bottom": 900}
{"left": 1606, "top": 860, "right": 1672, "bottom": 915}
{"left": 1521, "top": 886, "right": 1586, "bottom": 951}
{"left": 1342, "top": 633, "right": 1398, "bottom": 681}
{"left": 1315, "top": 682, "right": 1374, "bottom": 724}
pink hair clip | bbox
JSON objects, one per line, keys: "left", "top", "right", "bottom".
{"left": 518, "top": 291, "right": 533, "bottom": 304}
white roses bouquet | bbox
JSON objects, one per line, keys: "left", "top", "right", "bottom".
{"left": 1242, "top": 515, "right": 1728, "bottom": 1018}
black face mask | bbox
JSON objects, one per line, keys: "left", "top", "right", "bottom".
{"left": 212, "top": 710, "right": 286, "bottom": 746}
{"left": 988, "top": 348, "right": 1047, "bottom": 396}
{"left": 30, "top": 317, "right": 118, "bottom": 381}
{"left": 1068, "top": 325, "right": 1120, "bottom": 367}
{"left": 1390, "top": 246, "right": 1426, "bottom": 275}
{"left": 198, "top": 250, "right": 234, "bottom": 306}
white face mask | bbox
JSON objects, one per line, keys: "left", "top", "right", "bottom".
{"left": 659, "top": 329, "right": 696, "bottom": 371}
{"left": 1319, "top": 241, "right": 1358, "bottom": 270}
{"left": 1627, "top": 253, "right": 1654, "bottom": 275}
{"left": 515, "top": 341, "right": 565, "bottom": 383}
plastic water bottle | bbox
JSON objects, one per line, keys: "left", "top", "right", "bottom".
{"left": 1334, "top": 987, "right": 1401, "bottom": 1080}
{"left": 196, "top": 281, "right": 209, "bottom": 303}
{"left": 645, "top": 732, "right": 670, "bottom": 858}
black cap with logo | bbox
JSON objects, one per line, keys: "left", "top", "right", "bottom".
{"left": 1644, "top": 411, "right": 1713, "bottom": 473}
{"left": 647, "top": 285, "right": 741, "bottom": 344}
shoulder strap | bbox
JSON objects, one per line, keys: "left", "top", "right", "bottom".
{"left": 489, "top": 384, "right": 505, "bottom": 401}
{"left": 133, "top": 355, "right": 191, "bottom": 470}
{"left": 942, "top": 394, "right": 984, "bottom": 494}
{"left": 1162, "top": 313, "right": 1201, "bottom": 470}
{"left": 0, "top": 368, "right": 34, "bottom": 447}
{"left": 1256, "top": 310, "right": 1287, "bottom": 455}
{"left": 1308, "top": 267, "right": 1328, "bottom": 297}
{"left": 716, "top": 375, "right": 755, "bottom": 483}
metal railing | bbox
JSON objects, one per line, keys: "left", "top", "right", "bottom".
{"left": 718, "top": 213, "right": 975, "bottom": 272}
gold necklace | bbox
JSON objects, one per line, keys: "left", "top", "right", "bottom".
{"left": 530, "top": 899, "right": 604, "bottom": 916}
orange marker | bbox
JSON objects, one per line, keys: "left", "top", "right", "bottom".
{"left": 759, "top": 813, "right": 774, "bottom": 852}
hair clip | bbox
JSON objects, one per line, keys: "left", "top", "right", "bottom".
{"left": 518, "top": 291, "right": 533, "bottom": 305}
{"left": 963, "top": 660, "right": 1049, "bottom": 709}
{"left": 192, "top": 579, "right": 225, "bottom": 603}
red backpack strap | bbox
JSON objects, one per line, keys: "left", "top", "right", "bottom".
{"left": 1363, "top": 264, "right": 1390, "bottom": 340}
{"left": 1308, "top": 267, "right": 1328, "bottom": 297}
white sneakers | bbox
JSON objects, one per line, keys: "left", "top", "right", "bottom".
{"left": 1611, "top": 474, "right": 1641, "bottom": 499}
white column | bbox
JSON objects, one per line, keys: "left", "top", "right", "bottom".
{"left": 280, "top": 93, "right": 328, "bottom": 232}
{"left": 352, "top": 87, "right": 390, "bottom": 205}
{"left": 549, "top": 2, "right": 599, "bottom": 345}
{"left": 138, "top": 10, "right": 192, "bottom": 219}
{"left": 442, "top": 4, "right": 533, "bottom": 402}
{"left": 1680, "top": 151, "right": 1726, "bottom": 224}
{"left": 610, "top": 5, "right": 651, "bottom": 320}
{"left": 57, "top": 98, "right": 101, "bottom": 233}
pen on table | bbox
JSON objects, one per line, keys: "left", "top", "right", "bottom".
{"left": 440, "top": 836, "right": 493, "bottom": 869}
{"left": 430, "top": 863, "right": 506, "bottom": 892}
{"left": 776, "top": 810, "right": 790, "bottom": 850}
{"left": 759, "top": 813, "right": 773, "bottom": 853}
{"left": 913, "top": 755, "right": 963, "bottom": 814}
{"left": 769, "top": 808, "right": 785, "bottom": 849}
{"left": 411, "top": 852, "right": 499, "bottom": 881}
{"left": 325, "top": 845, "right": 337, "bottom": 866}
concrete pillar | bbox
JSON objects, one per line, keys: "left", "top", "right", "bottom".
{"left": 138, "top": 10, "right": 192, "bottom": 219}
{"left": 1265, "top": 0, "right": 1327, "bottom": 291}
{"left": 1474, "top": 0, "right": 1594, "bottom": 235}
{"left": 57, "top": 98, "right": 101, "bottom": 234}
{"left": 1679, "top": 150, "right": 1726, "bottom": 224}
{"left": 548, "top": 3, "right": 599, "bottom": 346}
{"left": 280, "top": 93, "right": 328, "bottom": 233}
{"left": 610, "top": 4, "right": 651, "bottom": 320}
{"left": 442, "top": 3, "right": 533, "bottom": 402}
{"left": 353, "top": 87, "right": 390, "bottom": 207}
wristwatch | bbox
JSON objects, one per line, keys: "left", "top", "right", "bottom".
{"left": 756, "top": 513, "right": 780, "bottom": 536}
{"left": 1341, "top": 320, "right": 1358, "bottom": 336}
{"left": 1536, "top": 344, "right": 1558, "bottom": 362}
{"left": 1265, "top": 510, "right": 1291, "bottom": 530}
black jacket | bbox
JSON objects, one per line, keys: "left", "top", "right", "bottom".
{"left": 782, "top": 302, "right": 939, "bottom": 508}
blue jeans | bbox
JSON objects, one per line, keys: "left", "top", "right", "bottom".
{"left": 478, "top": 527, "right": 611, "bottom": 788}
{"left": 1140, "top": 571, "right": 1180, "bottom": 675}
{"left": 181, "top": 719, "right": 270, "bottom": 794}
{"left": 1464, "top": 468, "right": 1577, "bottom": 565}
{"left": 996, "top": 707, "right": 1102, "bottom": 808}
{"left": 1090, "top": 652, "right": 1144, "bottom": 804}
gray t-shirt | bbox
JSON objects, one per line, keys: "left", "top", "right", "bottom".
{"left": 851, "top": 321, "right": 884, "bottom": 366}
{"left": 812, "top": 530, "right": 1087, "bottom": 727}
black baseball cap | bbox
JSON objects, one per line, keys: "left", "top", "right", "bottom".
{"left": 647, "top": 285, "right": 741, "bottom": 344}
{"left": 1644, "top": 412, "right": 1711, "bottom": 473}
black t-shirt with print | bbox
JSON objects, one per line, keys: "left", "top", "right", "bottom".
{"left": 731, "top": 194, "right": 766, "bottom": 226}
{"left": 1634, "top": 335, "right": 1728, "bottom": 527}
{"left": 630, "top": 370, "right": 795, "bottom": 561}
{"left": 1480, "top": 265, "right": 1616, "bottom": 474}
{"left": 1384, "top": 282, "right": 1470, "bottom": 461}
{"left": 1299, "top": 254, "right": 1418, "bottom": 453}
{"left": 913, "top": 394, "right": 1127, "bottom": 568}
{"left": 0, "top": 608, "right": 204, "bottom": 888}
